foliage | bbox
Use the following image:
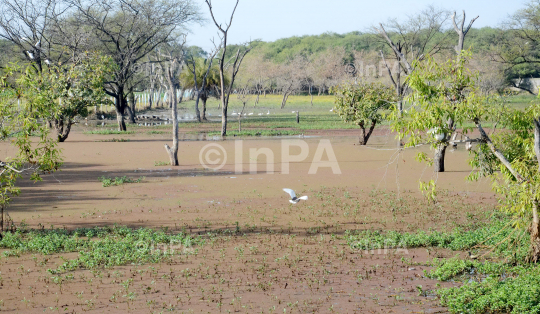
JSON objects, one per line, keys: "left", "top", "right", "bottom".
{"left": 84, "top": 129, "right": 134, "bottom": 135}
{"left": 332, "top": 81, "right": 396, "bottom": 144}
{"left": 97, "top": 138, "right": 130, "bottom": 142}
{"left": 0, "top": 63, "right": 63, "bottom": 211}
{"left": 333, "top": 81, "right": 396, "bottom": 125}
{"left": 99, "top": 176, "right": 144, "bottom": 187}
{"left": 346, "top": 217, "right": 528, "bottom": 260}
{"left": 434, "top": 258, "right": 540, "bottom": 313}
{"left": 0, "top": 226, "right": 201, "bottom": 273}
{"left": 180, "top": 58, "right": 228, "bottom": 95}
{"left": 20, "top": 53, "right": 114, "bottom": 141}
{"left": 390, "top": 52, "right": 489, "bottom": 150}
{"left": 205, "top": 129, "right": 302, "bottom": 137}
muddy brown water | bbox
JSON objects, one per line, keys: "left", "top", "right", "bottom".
{"left": 0, "top": 127, "right": 495, "bottom": 313}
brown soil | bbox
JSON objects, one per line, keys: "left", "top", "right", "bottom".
{"left": 0, "top": 126, "right": 496, "bottom": 313}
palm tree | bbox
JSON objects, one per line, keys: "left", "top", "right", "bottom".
{"left": 180, "top": 58, "right": 228, "bottom": 121}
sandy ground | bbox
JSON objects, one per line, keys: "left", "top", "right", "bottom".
{"left": 0, "top": 126, "right": 496, "bottom": 313}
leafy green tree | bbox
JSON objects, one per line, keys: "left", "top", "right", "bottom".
{"left": 0, "top": 63, "right": 63, "bottom": 231}
{"left": 392, "top": 53, "right": 540, "bottom": 262}
{"left": 20, "top": 53, "right": 113, "bottom": 142}
{"left": 332, "top": 82, "right": 396, "bottom": 145}
{"left": 180, "top": 58, "right": 227, "bottom": 121}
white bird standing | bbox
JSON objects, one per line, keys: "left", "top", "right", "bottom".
{"left": 26, "top": 51, "right": 34, "bottom": 60}
{"left": 283, "top": 188, "right": 308, "bottom": 204}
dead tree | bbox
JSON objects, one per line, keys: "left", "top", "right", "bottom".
{"left": 160, "top": 40, "right": 186, "bottom": 166}
{"left": 237, "top": 87, "right": 251, "bottom": 132}
{"left": 205, "top": 0, "right": 251, "bottom": 136}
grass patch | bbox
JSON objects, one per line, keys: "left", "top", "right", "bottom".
{"left": 84, "top": 129, "right": 135, "bottom": 135}
{"left": 346, "top": 217, "right": 527, "bottom": 259}
{"left": 154, "top": 161, "right": 169, "bottom": 166}
{"left": 436, "top": 262, "right": 540, "bottom": 313}
{"left": 96, "top": 138, "right": 131, "bottom": 142}
{"left": 147, "top": 130, "right": 166, "bottom": 135}
{"left": 347, "top": 213, "right": 540, "bottom": 313}
{"left": 99, "top": 176, "right": 144, "bottom": 187}
{"left": 0, "top": 226, "right": 201, "bottom": 273}
{"left": 206, "top": 129, "right": 303, "bottom": 137}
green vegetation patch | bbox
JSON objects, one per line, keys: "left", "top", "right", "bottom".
{"left": 84, "top": 129, "right": 135, "bottom": 135}
{"left": 346, "top": 215, "right": 539, "bottom": 313}
{"left": 346, "top": 218, "right": 528, "bottom": 259}
{"left": 99, "top": 176, "right": 144, "bottom": 187}
{"left": 0, "top": 226, "right": 201, "bottom": 274}
{"left": 96, "top": 138, "right": 130, "bottom": 142}
{"left": 206, "top": 129, "right": 302, "bottom": 137}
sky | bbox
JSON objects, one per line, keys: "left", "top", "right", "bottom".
{"left": 187, "top": 0, "right": 528, "bottom": 51}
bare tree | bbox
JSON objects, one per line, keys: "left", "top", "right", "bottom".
{"left": 375, "top": 6, "right": 451, "bottom": 118}
{"left": 311, "top": 47, "right": 348, "bottom": 96}
{"left": 0, "top": 0, "right": 68, "bottom": 71}
{"left": 495, "top": 1, "right": 540, "bottom": 95}
{"left": 277, "top": 56, "right": 306, "bottom": 108}
{"left": 158, "top": 39, "right": 187, "bottom": 166}
{"left": 205, "top": 0, "right": 251, "bottom": 136}
{"left": 70, "top": 0, "right": 202, "bottom": 131}
{"left": 237, "top": 87, "right": 252, "bottom": 132}
{"left": 452, "top": 11, "right": 479, "bottom": 56}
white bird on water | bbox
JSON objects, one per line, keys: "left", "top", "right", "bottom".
{"left": 283, "top": 188, "right": 308, "bottom": 204}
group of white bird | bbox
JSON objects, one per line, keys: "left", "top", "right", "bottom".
{"left": 231, "top": 110, "right": 270, "bottom": 116}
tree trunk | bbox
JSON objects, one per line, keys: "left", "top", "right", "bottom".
{"left": 359, "top": 120, "right": 377, "bottom": 145}
{"left": 53, "top": 118, "right": 72, "bottom": 142}
{"left": 115, "top": 94, "right": 127, "bottom": 132}
{"left": 238, "top": 112, "right": 241, "bottom": 132}
{"left": 434, "top": 118, "right": 455, "bottom": 172}
{"left": 201, "top": 95, "right": 207, "bottom": 121}
{"left": 194, "top": 89, "right": 202, "bottom": 122}
{"left": 178, "top": 88, "right": 184, "bottom": 103}
{"left": 164, "top": 85, "right": 179, "bottom": 166}
{"left": 156, "top": 87, "right": 163, "bottom": 107}
{"left": 434, "top": 144, "right": 448, "bottom": 172}
{"left": 529, "top": 200, "right": 540, "bottom": 263}
{"left": 221, "top": 106, "right": 228, "bottom": 136}
{"left": 281, "top": 93, "right": 290, "bottom": 109}
{"left": 529, "top": 119, "right": 540, "bottom": 262}
{"left": 126, "top": 92, "right": 136, "bottom": 124}
{"left": 148, "top": 90, "right": 154, "bottom": 109}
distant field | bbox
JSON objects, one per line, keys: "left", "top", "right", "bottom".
{"left": 93, "top": 93, "right": 538, "bottom": 134}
